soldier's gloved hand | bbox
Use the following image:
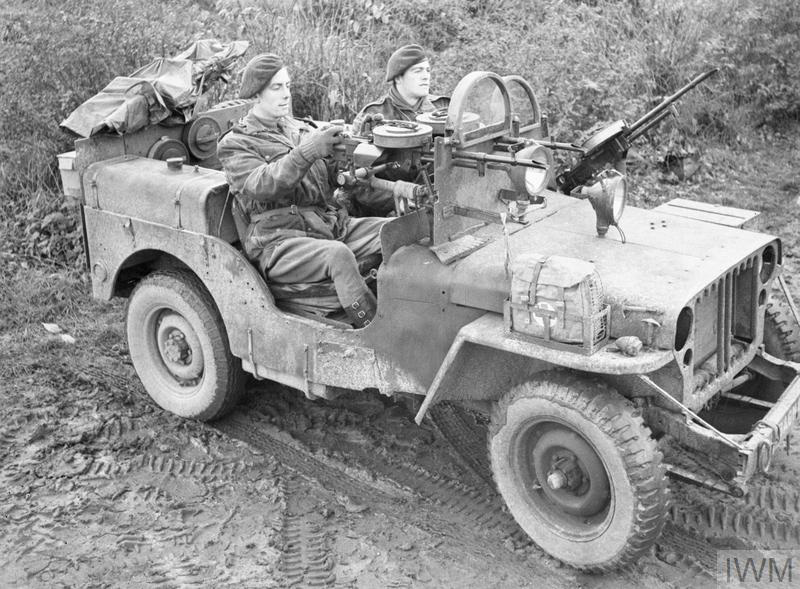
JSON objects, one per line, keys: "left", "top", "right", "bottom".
{"left": 301, "top": 125, "right": 343, "bottom": 160}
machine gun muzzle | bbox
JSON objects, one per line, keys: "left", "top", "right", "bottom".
{"left": 626, "top": 68, "right": 719, "bottom": 142}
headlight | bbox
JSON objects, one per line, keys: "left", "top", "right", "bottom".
{"left": 508, "top": 143, "right": 552, "bottom": 197}
{"left": 581, "top": 169, "right": 627, "bottom": 238}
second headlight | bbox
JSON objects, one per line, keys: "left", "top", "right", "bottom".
{"left": 581, "top": 169, "right": 627, "bottom": 237}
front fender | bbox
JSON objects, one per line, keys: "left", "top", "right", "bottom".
{"left": 414, "top": 313, "right": 674, "bottom": 423}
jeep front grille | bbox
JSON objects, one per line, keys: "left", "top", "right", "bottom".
{"left": 694, "top": 253, "right": 759, "bottom": 374}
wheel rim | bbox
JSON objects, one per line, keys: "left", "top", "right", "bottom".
{"left": 144, "top": 307, "right": 205, "bottom": 393}
{"left": 514, "top": 419, "right": 612, "bottom": 540}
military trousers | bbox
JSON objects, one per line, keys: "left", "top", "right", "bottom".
{"left": 262, "top": 216, "right": 389, "bottom": 307}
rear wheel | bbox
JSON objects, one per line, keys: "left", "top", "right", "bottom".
{"left": 489, "top": 372, "right": 669, "bottom": 571}
{"left": 127, "top": 270, "right": 244, "bottom": 421}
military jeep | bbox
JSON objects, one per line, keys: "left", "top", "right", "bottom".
{"left": 59, "top": 70, "right": 800, "bottom": 571}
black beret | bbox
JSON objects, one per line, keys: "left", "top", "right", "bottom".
{"left": 385, "top": 44, "right": 427, "bottom": 83}
{"left": 239, "top": 53, "right": 284, "bottom": 99}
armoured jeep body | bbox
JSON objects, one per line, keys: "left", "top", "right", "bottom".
{"left": 60, "top": 71, "right": 800, "bottom": 571}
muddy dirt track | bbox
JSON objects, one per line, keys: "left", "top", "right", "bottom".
{"left": 3, "top": 310, "right": 800, "bottom": 589}
{"left": 3, "top": 135, "right": 800, "bottom": 588}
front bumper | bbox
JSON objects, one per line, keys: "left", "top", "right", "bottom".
{"left": 735, "top": 352, "right": 800, "bottom": 487}
{"left": 644, "top": 349, "right": 800, "bottom": 496}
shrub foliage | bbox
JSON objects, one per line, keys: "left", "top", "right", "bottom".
{"left": 1, "top": 0, "right": 797, "bottom": 270}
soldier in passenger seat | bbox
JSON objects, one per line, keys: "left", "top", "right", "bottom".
{"left": 352, "top": 44, "right": 449, "bottom": 136}
{"left": 348, "top": 44, "right": 449, "bottom": 216}
{"left": 217, "top": 54, "right": 388, "bottom": 328}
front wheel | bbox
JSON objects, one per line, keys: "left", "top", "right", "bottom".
{"left": 489, "top": 373, "right": 669, "bottom": 571}
{"left": 764, "top": 292, "right": 800, "bottom": 361}
{"left": 127, "top": 270, "right": 244, "bottom": 421}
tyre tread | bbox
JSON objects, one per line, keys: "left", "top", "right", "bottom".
{"left": 765, "top": 293, "right": 800, "bottom": 362}
{"left": 127, "top": 269, "right": 244, "bottom": 421}
{"left": 489, "top": 371, "right": 670, "bottom": 572}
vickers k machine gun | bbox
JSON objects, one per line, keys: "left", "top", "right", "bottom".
{"left": 555, "top": 69, "right": 719, "bottom": 194}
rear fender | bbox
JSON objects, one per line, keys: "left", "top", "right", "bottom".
{"left": 84, "top": 208, "right": 307, "bottom": 384}
{"left": 86, "top": 207, "right": 268, "bottom": 303}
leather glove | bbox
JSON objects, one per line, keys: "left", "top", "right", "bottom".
{"left": 300, "top": 125, "right": 343, "bottom": 160}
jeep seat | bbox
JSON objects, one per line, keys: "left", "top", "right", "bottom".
{"left": 229, "top": 195, "right": 380, "bottom": 317}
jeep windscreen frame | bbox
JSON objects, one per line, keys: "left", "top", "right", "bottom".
{"left": 445, "top": 71, "right": 512, "bottom": 148}
{"left": 502, "top": 75, "right": 541, "bottom": 132}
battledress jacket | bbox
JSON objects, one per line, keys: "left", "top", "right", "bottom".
{"left": 217, "top": 111, "right": 348, "bottom": 263}
{"left": 352, "top": 87, "right": 449, "bottom": 135}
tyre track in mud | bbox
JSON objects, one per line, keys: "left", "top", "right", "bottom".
{"left": 277, "top": 476, "right": 337, "bottom": 588}
{"left": 74, "top": 362, "right": 673, "bottom": 577}
{"left": 668, "top": 498, "right": 800, "bottom": 548}
{"left": 213, "top": 408, "right": 568, "bottom": 583}
{"left": 1, "top": 449, "right": 247, "bottom": 588}
{"left": 2, "top": 359, "right": 290, "bottom": 588}
{"left": 664, "top": 443, "right": 800, "bottom": 551}
{"left": 214, "top": 411, "right": 407, "bottom": 507}
{"left": 239, "top": 392, "right": 720, "bottom": 586}
{"left": 349, "top": 443, "right": 530, "bottom": 545}
{"left": 66, "top": 360, "right": 663, "bottom": 584}
{"left": 429, "top": 402, "right": 495, "bottom": 487}
{"left": 132, "top": 452, "right": 250, "bottom": 481}
{"left": 242, "top": 394, "right": 530, "bottom": 544}
{"left": 20, "top": 360, "right": 297, "bottom": 586}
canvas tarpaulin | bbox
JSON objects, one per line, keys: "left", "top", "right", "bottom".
{"left": 61, "top": 39, "right": 249, "bottom": 137}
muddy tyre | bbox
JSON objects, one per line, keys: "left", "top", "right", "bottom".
{"left": 127, "top": 270, "right": 244, "bottom": 421}
{"left": 764, "top": 293, "right": 800, "bottom": 361}
{"left": 488, "top": 373, "right": 669, "bottom": 571}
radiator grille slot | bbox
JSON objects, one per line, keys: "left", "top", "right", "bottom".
{"left": 716, "top": 270, "right": 733, "bottom": 373}
{"left": 697, "top": 254, "right": 759, "bottom": 375}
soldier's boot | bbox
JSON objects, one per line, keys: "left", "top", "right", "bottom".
{"left": 345, "top": 290, "right": 377, "bottom": 328}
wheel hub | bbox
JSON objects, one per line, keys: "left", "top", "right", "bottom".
{"left": 546, "top": 470, "right": 568, "bottom": 490}
{"left": 155, "top": 312, "right": 204, "bottom": 382}
{"left": 546, "top": 454, "right": 584, "bottom": 491}
{"left": 162, "top": 329, "right": 192, "bottom": 365}
{"left": 531, "top": 427, "right": 610, "bottom": 517}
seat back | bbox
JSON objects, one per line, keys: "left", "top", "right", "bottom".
{"left": 230, "top": 195, "right": 250, "bottom": 243}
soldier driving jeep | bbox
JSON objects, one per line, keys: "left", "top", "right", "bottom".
{"left": 217, "top": 54, "right": 388, "bottom": 327}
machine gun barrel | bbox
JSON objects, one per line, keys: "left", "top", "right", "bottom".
{"left": 535, "top": 141, "right": 586, "bottom": 154}
{"left": 452, "top": 150, "right": 548, "bottom": 169}
{"left": 626, "top": 68, "right": 718, "bottom": 141}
